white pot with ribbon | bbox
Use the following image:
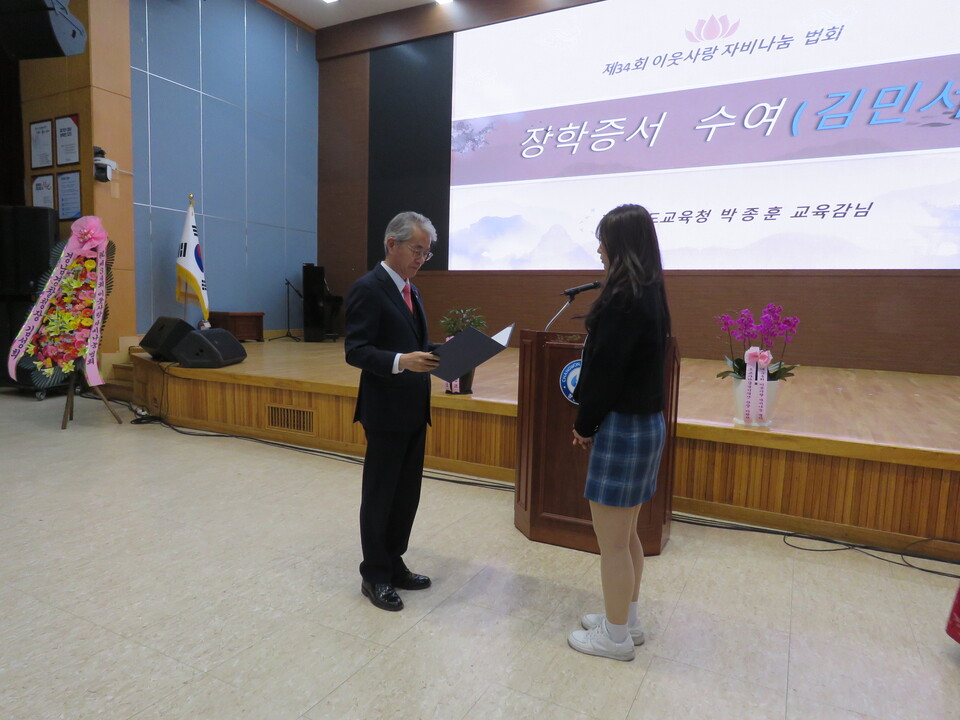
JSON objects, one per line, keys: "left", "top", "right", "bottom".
{"left": 732, "top": 346, "right": 779, "bottom": 427}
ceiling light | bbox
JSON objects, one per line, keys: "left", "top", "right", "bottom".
{"left": 436, "top": 0, "right": 454, "bottom": 5}
{"left": 322, "top": 0, "right": 337, "bottom": 4}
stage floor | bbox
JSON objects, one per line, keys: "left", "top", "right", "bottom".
{"left": 167, "top": 340, "right": 958, "bottom": 469}
{"left": 132, "top": 340, "right": 959, "bottom": 558}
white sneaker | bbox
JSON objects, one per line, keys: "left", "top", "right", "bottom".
{"left": 580, "top": 613, "right": 645, "bottom": 646}
{"left": 567, "top": 621, "right": 635, "bottom": 661}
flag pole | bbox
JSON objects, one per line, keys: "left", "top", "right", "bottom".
{"left": 181, "top": 194, "right": 195, "bottom": 321}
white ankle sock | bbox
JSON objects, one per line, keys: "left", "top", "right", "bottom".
{"left": 604, "top": 619, "right": 629, "bottom": 643}
{"left": 628, "top": 601, "right": 639, "bottom": 627}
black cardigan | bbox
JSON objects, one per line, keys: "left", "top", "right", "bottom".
{"left": 573, "top": 288, "right": 667, "bottom": 437}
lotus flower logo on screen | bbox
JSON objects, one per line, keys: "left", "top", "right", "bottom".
{"left": 686, "top": 15, "right": 740, "bottom": 42}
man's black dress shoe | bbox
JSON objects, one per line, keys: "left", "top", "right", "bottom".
{"left": 361, "top": 581, "right": 403, "bottom": 611}
{"left": 392, "top": 569, "right": 431, "bottom": 591}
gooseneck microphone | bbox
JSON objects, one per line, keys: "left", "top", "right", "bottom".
{"left": 545, "top": 281, "right": 602, "bottom": 330}
{"left": 561, "top": 281, "right": 601, "bottom": 297}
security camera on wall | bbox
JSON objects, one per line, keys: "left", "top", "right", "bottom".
{"left": 93, "top": 146, "right": 116, "bottom": 183}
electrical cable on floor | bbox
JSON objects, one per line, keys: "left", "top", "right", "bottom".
{"left": 82, "top": 380, "right": 958, "bottom": 577}
{"left": 672, "top": 512, "right": 960, "bottom": 578}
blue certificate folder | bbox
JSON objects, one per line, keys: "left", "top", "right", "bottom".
{"left": 430, "top": 324, "right": 514, "bottom": 383}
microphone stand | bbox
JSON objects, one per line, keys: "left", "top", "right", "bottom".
{"left": 544, "top": 294, "right": 577, "bottom": 331}
{"left": 270, "top": 278, "right": 303, "bottom": 341}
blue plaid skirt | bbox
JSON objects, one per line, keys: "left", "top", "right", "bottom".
{"left": 584, "top": 411, "right": 665, "bottom": 508}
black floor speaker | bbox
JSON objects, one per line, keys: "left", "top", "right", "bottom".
{"left": 140, "top": 316, "right": 194, "bottom": 361}
{"left": 0, "top": 205, "right": 59, "bottom": 295}
{"left": 0, "top": 0, "right": 87, "bottom": 60}
{"left": 302, "top": 263, "right": 325, "bottom": 342}
{"left": 171, "top": 328, "right": 246, "bottom": 369}
{"left": 302, "top": 263, "right": 343, "bottom": 342}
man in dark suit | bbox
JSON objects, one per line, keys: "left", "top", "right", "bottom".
{"left": 344, "top": 211, "right": 440, "bottom": 612}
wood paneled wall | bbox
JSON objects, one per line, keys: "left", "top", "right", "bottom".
{"left": 316, "top": 52, "right": 370, "bottom": 297}
{"left": 412, "top": 269, "right": 960, "bottom": 375}
{"left": 414, "top": 270, "right": 604, "bottom": 339}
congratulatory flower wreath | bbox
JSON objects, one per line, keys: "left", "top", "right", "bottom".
{"left": 7, "top": 216, "right": 114, "bottom": 389}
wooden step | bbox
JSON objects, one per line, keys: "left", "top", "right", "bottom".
{"left": 100, "top": 378, "right": 133, "bottom": 404}
{"left": 111, "top": 362, "right": 134, "bottom": 383}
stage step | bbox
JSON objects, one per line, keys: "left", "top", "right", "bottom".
{"left": 101, "top": 361, "right": 134, "bottom": 404}
{"left": 111, "top": 362, "right": 133, "bottom": 383}
{"left": 100, "top": 381, "right": 133, "bottom": 405}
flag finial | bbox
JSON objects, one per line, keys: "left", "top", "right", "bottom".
{"left": 188, "top": 193, "right": 194, "bottom": 205}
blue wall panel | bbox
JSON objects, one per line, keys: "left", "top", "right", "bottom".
{"left": 132, "top": 0, "right": 318, "bottom": 333}
{"left": 203, "top": 217, "right": 248, "bottom": 312}
{"left": 285, "top": 24, "right": 319, "bottom": 131}
{"left": 201, "top": 0, "right": 246, "bottom": 106}
{"left": 129, "top": 0, "right": 147, "bottom": 72}
{"left": 149, "top": 76, "right": 202, "bottom": 213}
{"left": 246, "top": 112, "right": 285, "bottom": 228}
{"left": 285, "top": 123, "right": 317, "bottom": 232}
{"left": 134, "top": 205, "right": 152, "bottom": 327}
{"left": 246, "top": 223, "right": 286, "bottom": 324}
{"left": 131, "top": 69, "right": 150, "bottom": 206}
{"left": 146, "top": 0, "right": 200, "bottom": 90}
{"left": 201, "top": 97, "right": 245, "bottom": 222}
{"left": 245, "top": 1, "right": 286, "bottom": 121}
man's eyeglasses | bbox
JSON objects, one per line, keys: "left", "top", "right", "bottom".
{"left": 406, "top": 245, "right": 434, "bottom": 262}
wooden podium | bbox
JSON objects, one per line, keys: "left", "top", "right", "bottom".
{"left": 514, "top": 330, "right": 679, "bottom": 556}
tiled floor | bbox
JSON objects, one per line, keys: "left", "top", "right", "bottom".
{"left": 1, "top": 389, "right": 958, "bottom": 720}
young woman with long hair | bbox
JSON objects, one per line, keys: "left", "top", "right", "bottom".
{"left": 567, "top": 204, "right": 672, "bottom": 661}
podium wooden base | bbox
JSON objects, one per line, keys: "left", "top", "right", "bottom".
{"left": 514, "top": 331, "right": 679, "bottom": 556}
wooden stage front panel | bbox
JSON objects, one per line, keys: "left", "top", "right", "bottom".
{"left": 132, "top": 342, "right": 960, "bottom": 559}
{"left": 132, "top": 342, "right": 520, "bottom": 482}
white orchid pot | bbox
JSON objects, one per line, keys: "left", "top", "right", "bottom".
{"left": 732, "top": 378, "right": 781, "bottom": 427}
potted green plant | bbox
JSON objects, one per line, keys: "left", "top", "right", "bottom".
{"left": 438, "top": 308, "right": 486, "bottom": 394}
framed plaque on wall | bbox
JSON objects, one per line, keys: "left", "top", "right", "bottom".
{"left": 31, "top": 175, "right": 55, "bottom": 208}
{"left": 30, "top": 120, "right": 54, "bottom": 169}
{"left": 55, "top": 115, "right": 80, "bottom": 165}
{"left": 57, "top": 171, "right": 81, "bottom": 220}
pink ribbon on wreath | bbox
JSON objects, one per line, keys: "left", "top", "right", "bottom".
{"left": 7, "top": 216, "right": 110, "bottom": 386}
{"left": 742, "top": 346, "right": 772, "bottom": 424}
{"left": 66, "top": 216, "right": 108, "bottom": 258}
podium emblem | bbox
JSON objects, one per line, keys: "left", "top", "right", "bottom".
{"left": 559, "top": 359, "right": 581, "bottom": 404}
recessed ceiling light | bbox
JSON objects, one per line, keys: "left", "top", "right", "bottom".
{"left": 322, "top": 0, "right": 337, "bottom": 4}
{"left": 436, "top": 0, "right": 454, "bottom": 5}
